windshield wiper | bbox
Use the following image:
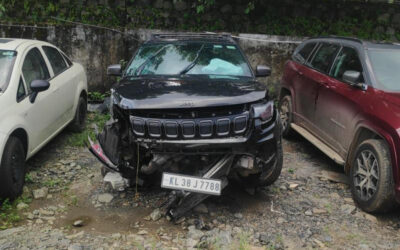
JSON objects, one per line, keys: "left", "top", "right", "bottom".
{"left": 134, "top": 45, "right": 169, "bottom": 76}
{"left": 179, "top": 44, "right": 205, "bottom": 75}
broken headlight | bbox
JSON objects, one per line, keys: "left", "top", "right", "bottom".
{"left": 251, "top": 101, "right": 274, "bottom": 122}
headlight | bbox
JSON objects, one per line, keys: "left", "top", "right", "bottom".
{"left": 252, "top": 101, "right": 274, "bottom": 122}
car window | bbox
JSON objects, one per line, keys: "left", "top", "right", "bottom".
{"left": 22, "top": 48, "right": 50, "bottom": 93}
{"left": 309, "top": 43, "right": 340, "bottom": 73}
{"left": 331, "top": 47, "right": 363, "bottom": 83}
{"left": 60, "top": 52, "right": 72, "bottom": 67}
{"left": 42, "top": 46, "right": 68, "bottom": 75}
{"left": 294, "top": 42, "right": 316, "bottom": 63}
{"left": 17, "top": 77, "right": 26, "bottom": 101}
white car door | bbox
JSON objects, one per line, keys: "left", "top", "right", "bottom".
{"left": 20, "top": 46, "right": 60, "bottom": 151}
{"left": 41, "top": 46, "right": 76, "bottom": 126}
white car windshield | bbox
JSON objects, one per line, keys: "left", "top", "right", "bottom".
{"left": 0, "top": 50, "right": 17, "bottom": 92}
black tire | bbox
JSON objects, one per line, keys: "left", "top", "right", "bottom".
{"left": 0, "top": 137, "right": 26, "bottom": 199}
{"left": 279, "top": 95, "right": 294, "bottom": 138}
{"left": 258, "top": 136, "right": 283, "bottom": 187}
{"left": 69, "top": 96, "right": 87, "bottom": 133}
{"left": 239, "top": 136, "right": 283, "bottom": 188}
{"left": 350, "top": 139, "right": 397, "bottom": 213}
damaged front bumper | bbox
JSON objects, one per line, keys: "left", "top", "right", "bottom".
{"left": 88, "top": 101, "right": 282, "bottom": 220}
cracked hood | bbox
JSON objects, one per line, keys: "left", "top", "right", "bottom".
{"left": 113, "top": 76, "right": 266, "bottom": 109}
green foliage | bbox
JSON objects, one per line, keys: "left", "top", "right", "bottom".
{"left": 0, "top": 0, "right": 398, "bottom": 42}
{"left": 24, "top": 173, "right": 33, "bottom": 183}
{"left": 88, "top": 91, "right": 110, "bottom": 103}
{"left": 66, "top": 112, "right": 110, "bottom": 147}
{"left": 0, "top": 197, "right": 31, "bottom": 230}
{"left": 196, "top": 0, "right": 215, "bottom": 14}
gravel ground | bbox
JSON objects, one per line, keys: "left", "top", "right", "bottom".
{"left": 0, "top": 130, "right": 399, "bottom": 250}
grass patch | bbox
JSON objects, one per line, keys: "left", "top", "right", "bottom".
{"left": 0, "top": 197, "right": 32, "bottom": 230}
{"left": 88, "top": 91, "right": 110, "bottom": 102}
{"left": 237, "top": 232, "right": 251, "bottom": 250}
{"left": 66, "top": 112, "right": 110, "bottom": 147}
{"left": 43, "top": 178, "right": 62, "bottom": 188}
{"left": 288, "top": 168, "right": 295, "bottom": 174}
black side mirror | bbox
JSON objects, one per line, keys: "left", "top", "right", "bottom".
{"left": 107, "top": 64, "right": 122, "bottom": 76}
{"left": 255, "top": 65, "right": 271, "bottom": 77}
{"left": 343, "top": 70, "right": 367, "bottom": 91}
{"left": 30, "top": 80, "right": 50, "bottom": 103}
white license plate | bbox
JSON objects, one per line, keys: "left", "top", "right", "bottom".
{"left": 161, "top": 172, "right": 221, "bottom": 195}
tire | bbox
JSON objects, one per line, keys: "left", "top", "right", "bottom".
{"left": 239, "top": 135, "right": 283, "bottom": 188}
{"left": 69, "top": 96, "right": 87, "bottom": 133}
{"left": 258, "top": 135, "right": 283, "bottom": 187}
{"left": 0, "top": 137, "right": 26, "bottom": 199}
{"left": 350, "top": 139, "right": 397, "bottom": 213}
{"left": 279, "top": 95, "right": 294, "bottom": 138}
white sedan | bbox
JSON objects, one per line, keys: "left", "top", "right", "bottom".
{"left": 0, "top": 38, "right": 87, "bottom": 199}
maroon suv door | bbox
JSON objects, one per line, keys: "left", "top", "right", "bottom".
{"left": 314, "top": 46, "right": 364, "bottom": 157}
{"left": 301, "top": 43, "right": 341, "bottom": 138}
{"left": 290, "top": 42, "right": 319, "bottom": 131}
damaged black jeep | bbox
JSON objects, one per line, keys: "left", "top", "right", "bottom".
{"left": 89, "top": 33, "right": 282, "bottom": 219}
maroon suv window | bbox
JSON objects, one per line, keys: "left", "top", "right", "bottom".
{"left": 331, "top": 47, "right": 363, "bottom": 83}
{"left": 294, "top": 42, "right": 317, "bottom": 63}
{"left": 309, "top": 43, "right": 340, "bottom": 74}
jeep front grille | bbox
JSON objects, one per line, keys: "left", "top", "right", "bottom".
{"left": 130, "top": 112, "right": 249, "bottom": 139}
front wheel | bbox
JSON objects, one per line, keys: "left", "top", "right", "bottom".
{"left": 0, "top": 137, "right": 26, "bottom": 199}
{"left": 350, "top": 139, "right": 397, "bottom": 213}
{"left": 279, "top": 95, "right": 294, "bottom": 138}
{"left": 69, "top": 96, "right": 87, "bottom": 133}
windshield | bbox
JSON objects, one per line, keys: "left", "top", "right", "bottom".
{"left": 368, "top": 49, "right": 400, "bottom": 92}
{"left": 124, "top": 43, "right": 252, "bottom": 77}
{"left": 0, "top": 50, "right": 17, "bottom": 92}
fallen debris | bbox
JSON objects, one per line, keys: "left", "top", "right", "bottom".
{"left": 32, "top": 187, "right": 48, "bottom": 199}
{"left": 98, "top": 193, "right": 114, "bottom": 203}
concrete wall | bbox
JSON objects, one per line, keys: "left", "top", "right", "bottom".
{"left": 0, "top": 25, "right": 303, "bottom": 96}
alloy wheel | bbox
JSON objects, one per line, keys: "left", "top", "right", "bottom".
{"left": 353, "top": 150, "right": 379, "bottom": 201}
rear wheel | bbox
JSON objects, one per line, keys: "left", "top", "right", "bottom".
{"left": 350, "top": 139, "right": 397, "bottom": 213}
{"left": 0, "top": 137, "right": 26, "bottom": 199}
{"left": 69, "top": 96, "right": 87, "bottom": 133}
{"left": 279, "top": 95, "right": 294, "bottom": 138}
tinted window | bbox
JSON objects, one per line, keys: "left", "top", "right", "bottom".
{"left": 310, "top": 43, "right": 340, "bottom": 73}
{"left": 22, "top": 48, "right": 50, "bottom": 93}
{"left": 17, "top": 77, "right": 26, "bottom": 101}
{"left": 294, "top": 42, "right": 316, "bottom": 63}
{"left": 42, "top": 46, "right": 68, "bottom": 75}
{"left": 125, "top": 43, "right": 252, "bottom": 77}
{"left": 331, "top": 47, "right": 363, "bottom": 82}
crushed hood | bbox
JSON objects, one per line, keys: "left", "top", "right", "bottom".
{"left": 113, "top": 76, "right": 267, "bottom": 109}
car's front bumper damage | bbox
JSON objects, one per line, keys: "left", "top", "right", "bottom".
{"left": 88, "top": 100, "right": 282, "bottom": 219}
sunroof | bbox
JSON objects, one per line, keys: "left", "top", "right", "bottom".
{"left": 0, "top": 39, "right": 13, "bottom": 43}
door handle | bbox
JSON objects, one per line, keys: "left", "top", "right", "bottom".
{"left": 296, "top": 70, "right": 304, "bottom": 76}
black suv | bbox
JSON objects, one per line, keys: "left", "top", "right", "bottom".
{"left": 89, "top": 33, "right": 282, "bottom": 219}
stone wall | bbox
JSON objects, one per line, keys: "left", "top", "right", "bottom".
{"left": 0, "top": 25, "right": 301, "bottom": 96}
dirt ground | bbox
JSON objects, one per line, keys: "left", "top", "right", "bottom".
{"left": 0, "top": 129, "right": 399, "bottom": 250}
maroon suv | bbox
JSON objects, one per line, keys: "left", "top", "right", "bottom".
{"left": 279, "top": 37, "right": 400, "bottom": 213}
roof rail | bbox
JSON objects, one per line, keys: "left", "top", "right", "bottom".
{"left": 150, "top": 33, "right": 235, "bottom": 42}
{"left": 313, "top": 36, "right": 363, "bottom": 44}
